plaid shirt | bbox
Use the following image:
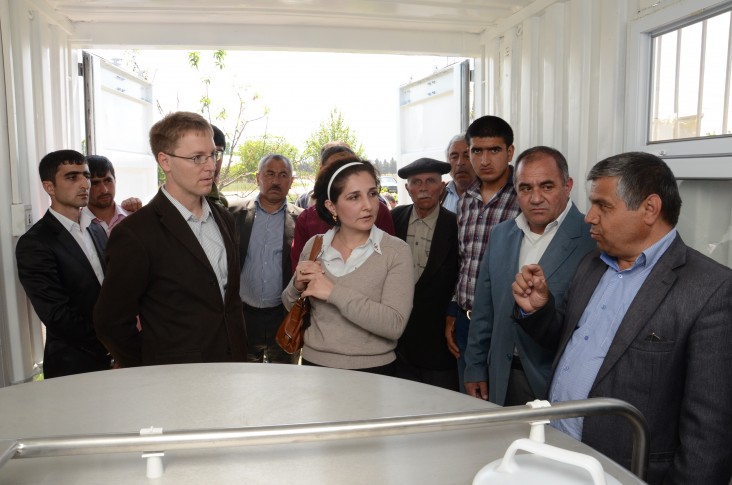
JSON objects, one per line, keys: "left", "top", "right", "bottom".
{"left": 455, "top": 168, "right": 519, "bottom": 310}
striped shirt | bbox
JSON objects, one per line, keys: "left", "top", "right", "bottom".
{"left": 454, "top": 168, "right": 519, "bottom": 310}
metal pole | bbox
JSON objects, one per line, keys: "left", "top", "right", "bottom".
{"left": 10, "top": 398, "right": 649, "bottom": 479}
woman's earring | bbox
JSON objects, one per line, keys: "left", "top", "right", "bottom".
{"left": 332, "top": 214, "right": 338, "bottom": 223}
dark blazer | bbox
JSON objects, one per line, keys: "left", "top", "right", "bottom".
{"left": 464, "top": 203, "right": 596, "bottom": 404}
{"left": 15, "top": 210, "right": 110, "bottom": 378}
{"left": 519, "top": 234, "right": 732, "bottom": 485}
{"left": 93, "top": 190, "right": 247, "bottom": 367}
{"left": 229, "top": 199, "right": 302, "bottom": 292}
{"left": 392, "top": 205, "right": 459, "bottom": 370}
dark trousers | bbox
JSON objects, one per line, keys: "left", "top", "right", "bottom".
{"left": 504, "top": 357, "right": 537, "bottom": 406}
{"left": 302, "top": 358, "right": 396, "bottom": 377}
{"left": 395, "top": 352, "right": 458, "bottom": 391}
{"left": 242, "top": 303, "right": 297, "bottom": 364}
{"left": 455, "top": 309, "right": 471, "bottom": 393}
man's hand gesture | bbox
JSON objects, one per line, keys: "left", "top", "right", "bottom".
{"left": 512, "top": 264, "right": 550, "bottom": 314}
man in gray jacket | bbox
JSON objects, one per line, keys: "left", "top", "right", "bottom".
{"left": 464, "top": 146, "right": 595, "bottom": 405}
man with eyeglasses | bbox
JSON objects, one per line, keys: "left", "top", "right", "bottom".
{"left": 229, "top": 154, "right": 302, "bottom": 364}
{"left": 94, "top": 111, "right": 247, "bottom": 367}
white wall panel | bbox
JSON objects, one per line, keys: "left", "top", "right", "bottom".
{"left": 483, "top": 0, "right": 631, "bottom": 211}
{"left": 0, "top": 0, "right": 78, "bottom": 384}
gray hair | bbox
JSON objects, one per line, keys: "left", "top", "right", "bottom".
{"left": 587, "top": 152, "right": 681, "bottom": 226}
{"left": 258, "top": 154, "right": 293, "bottom": 173}
{"left": 446, "top": 134, "right": 466, "bottom": 158}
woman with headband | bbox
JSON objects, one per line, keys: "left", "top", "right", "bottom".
{"left": 282, "top": 158, "right": 414, "bottom": 375}
{"left": 290, "top": 145, "right": 396, "bottom": 270}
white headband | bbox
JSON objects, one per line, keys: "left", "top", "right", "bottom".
{"left": 327, "top": 162, "right": 364, "bottom": 201}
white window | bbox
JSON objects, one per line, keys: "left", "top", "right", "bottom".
{"left": 650, "top": 8, "right": 731, "bottom": 142}
{"left": 626, "top": 0, "right": 732, "bottom": 179}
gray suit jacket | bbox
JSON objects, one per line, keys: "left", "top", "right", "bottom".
{"left": 464, "top": 203, "right": 595, "bottom": 404}
{"left": 519, "top": 234, "right": 732, "bottom": 484}
{"left": 229, "top": 199, "right": 302, "bottom": 292}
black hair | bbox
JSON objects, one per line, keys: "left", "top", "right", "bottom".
{"left": 465, "top": 115, "right": 514, "bottom": 147}
{"left": 39, "top": 150, "right": 85, "bottom": 182}
{"left": 211, "top": 124, "right": 226, "bottom": 149}
{"left": 320, "top": 145, "right": 355, "bottom": 167}
{"left": 514, "top": 146, "right": 569, "bottom": 184}
{"left": 85, "top": 154, "right": 115, "bottom": 179}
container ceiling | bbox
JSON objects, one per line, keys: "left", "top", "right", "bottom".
{"left": 45, "top": 0, "right": 535, "bottom": 34}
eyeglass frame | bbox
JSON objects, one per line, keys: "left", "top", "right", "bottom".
{"left": 163, "top": 150, "right": 224, "bottom": 165}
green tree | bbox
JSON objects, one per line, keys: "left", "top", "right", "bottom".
{"left": 235, "top": 135, "right": 302, "bottom": 180}
{"left": 302, "top": 108, "right": 365, "bottom": 172}
{"left": 186, "top": 50, "right": 269, "bottom": 189}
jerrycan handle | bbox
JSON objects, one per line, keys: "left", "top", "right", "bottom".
{"left": 496, "top": 437, "right": 607, "bottom": 485}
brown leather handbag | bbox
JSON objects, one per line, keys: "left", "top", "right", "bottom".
{"left": 276, "top": 235, "right": 323, "bottom": 355}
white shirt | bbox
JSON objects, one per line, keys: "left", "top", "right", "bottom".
{"left": 50, "top": 207, "right": 105, "bottom": 285}
{"left": 515, "top": 200, "right": 573, "bottom": 267}
{"left": 161, "top": 186, "right": 228, "bottom": 300}
{"left": 319, "top": 225, "right": 384, "bottom": 277}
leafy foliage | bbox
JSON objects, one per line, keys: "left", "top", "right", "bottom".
{"left": 302, "top": 108, "right": 365, "bottom": 172}
{"left": 183, "top": 50, "right": 269, "bottom": 189}
{"left": 235, "top": 135, "right": 302, "bottom": 180}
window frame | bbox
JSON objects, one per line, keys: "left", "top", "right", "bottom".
{"left": 625, "top": 0, "right": 732, "bottom": 179}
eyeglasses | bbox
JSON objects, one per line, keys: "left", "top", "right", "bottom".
{"left": 164, "top": 151, "right": 224, "bottom": 165}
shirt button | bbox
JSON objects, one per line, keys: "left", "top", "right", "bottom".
{"left": 563, "top": 365, "right": 569, "bottom": 371}
{"left": 618, "top": 274, "right": 623, "bottom": 279}
{"left": 601, "top": 304, "right": 606, "bottom": 310}
{"left": 505, "top": 353, "right": 512, "bottom": 361}
{"left": 584, "top": 336, "right": 589, "bottom": 341}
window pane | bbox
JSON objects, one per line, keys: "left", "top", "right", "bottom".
{"left": 650, "top": 8, "right": 732, "bottom": 142}
{"left": 700, "top": 12, "right": 730, "bottom": 136}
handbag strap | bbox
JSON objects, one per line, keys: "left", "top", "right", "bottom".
{"left": 307, "top": 235, "right": 323, "bottom": 261}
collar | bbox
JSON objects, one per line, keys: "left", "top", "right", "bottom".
{"left": 445, "top": 180, "right": 458, "bottom": 195}
{"left": 515, "top": 200, "right": 573, "bottom": 237}
{"left": 81, "top": 204, "right": 128, "bottom": 224}
{"left": 161, "top": 185, "right": 212, "bottom": 222}
{"left": 601, "top": 228, "right": 678, "bottom": 272}
{"left": 49, "top": 207, "right": 81, "bottom": 231}
{"left": 254, "top": 195, "right": 287, "bottom": 215}
{"left": 465, "top": 166, "right": 515, "bottom": 202}
{"left": 408, "top": 204, "right": 440, "bottom": 230}
{"left": 320, "top": 224, "right": 384, "bottom": 261}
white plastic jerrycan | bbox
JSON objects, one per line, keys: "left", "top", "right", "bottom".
{"left": 472, "top": 400, "right": 623, "bottom": 485}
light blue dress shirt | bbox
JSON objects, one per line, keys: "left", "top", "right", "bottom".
{"left": 239, "top": 197, "right": 287, "bottom": 308}
{"left": 550, "top": 228, "right": 677, "bottom": 439}
{"left": 442, "top": 180, "right": 459, "bottom": 214}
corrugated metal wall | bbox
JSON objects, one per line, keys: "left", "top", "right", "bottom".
{"left": 0, "top": 0, "right": 80, "bottom": 384}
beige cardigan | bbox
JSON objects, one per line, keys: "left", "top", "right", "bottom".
{"left": 282, "top": 233, "right": 414, "bottom": 369}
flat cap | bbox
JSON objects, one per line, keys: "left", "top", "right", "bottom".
{"left": 397, "top": 158, "right": 451, "bottom": 179}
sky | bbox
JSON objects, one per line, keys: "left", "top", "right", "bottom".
{"left": 94, "top": 49, "right": 465, "bottom": 161}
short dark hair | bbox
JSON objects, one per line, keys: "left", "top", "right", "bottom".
{"left": 320, "top": 145, "right": 355, "bottom": 167}
{"left": 588, "top": 152, "right": 682, "bottom": 226}
{"left": 465, "top": 115, "right": 513, "bottom": 147}
{"left": 39, "top": 150, "right": 85, "bottom": 182}
{"left": 514, "top": 146, "right": 569, "bottom": 184}
{"left": 313, "top": 157, "right": 378, "bottom": 226}
{"left": 149, "top": 111, "right": 213, "bottom": 158}
{"left": 211, "top": 124, "right": 226, "bottom": 149}
{"left": 85, "top": 154, "right": 115, "bottom": 179}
